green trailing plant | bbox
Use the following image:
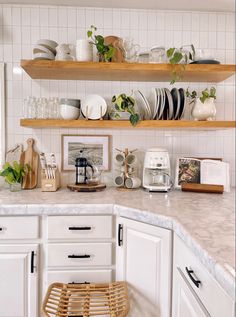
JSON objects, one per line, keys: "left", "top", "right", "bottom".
{"left": 166, "top": 44, "right": 196, "bottom": 84}
{"left": 111, "top": 93, "right": 140, "bottom": 126}
{"left": 186, "top": 87, "right": 216, "bottom": 104}
{"left": 0, "top": 161, "right": 29, "bottom": 185}
{"left": 87, "top": 25, "right": 115, "bottom": 62}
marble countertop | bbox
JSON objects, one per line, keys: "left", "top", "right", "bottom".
{"left": 0, "top": 187, "right": 235, "bottom": 299}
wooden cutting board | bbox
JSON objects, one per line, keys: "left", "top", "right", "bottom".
{"left": 104, "top": 36, "right": 125, "bottom": 63}
{"left": 67, "top": 183, "right": 106, "bottom": 192}
{"left": 181, "top": 183, "right": 224, "bottom": 194}
{"left": 20, "top": 138, "right": 39, "bottom": 189}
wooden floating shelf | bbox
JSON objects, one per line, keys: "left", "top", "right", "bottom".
{"left": 20, "top": 119, "right": 236, "bottom": 129}
{"left": 21, "top": 60, "right": 236, "bottom": 82}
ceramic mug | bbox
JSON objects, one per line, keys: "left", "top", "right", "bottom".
{"left": 76, "top": 39, "right": 93, "bottom": 62}
{"left": 115, "top": 153, "right": 125, "bottom": 165}
{"left": 125, "top": 153, "right": 137, "bottom": 166}
{"left": 125, "top": 176, "right": 141, "bottom": 189}
{"left": 114, "top": 174, "right": 124, "bottom": 187}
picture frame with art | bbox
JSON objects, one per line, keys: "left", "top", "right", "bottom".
{"left": 61, "top": 135, "right": 111, "bottom": 171}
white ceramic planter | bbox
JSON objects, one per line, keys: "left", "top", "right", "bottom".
{"left": 191, "top": 97, "right": 216, "bottom": 121}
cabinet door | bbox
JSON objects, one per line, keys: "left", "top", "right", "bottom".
{"left": 0, "top": 244, "right": 38, "bottom": 317}
{"left": 172, "top": 267, "right": 210, "bottom": 317}
{"left": 116, "top": 217, "right": 172, "bottom": 317}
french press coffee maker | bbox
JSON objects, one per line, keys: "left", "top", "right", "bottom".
{"left": 75, "top": 156, "right": 94, "bottom": 185}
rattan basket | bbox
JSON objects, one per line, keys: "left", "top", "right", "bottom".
{"left": 42, "top": 281, "right": 130, "bottom": 317}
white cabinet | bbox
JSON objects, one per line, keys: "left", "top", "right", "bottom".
{"left": 172, "top": 234, "right": 235, "bottom": 317}
{"left": 116, "top": 217, "right": 172, "bottom": 317}
{"left": 0, "top": 244, "right": 38, "bottom": 317}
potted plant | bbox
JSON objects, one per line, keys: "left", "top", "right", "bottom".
{"left": 166, "top": 44, "right": 195, "bottom": 84}
{"left": 186, "top": 87, "right": 217, "bottom": 121}
{"left": 87, "top": 25, "right": 115, "bottom": 62}
{"left": 110, "top": 93, "right": 140, "bottom": 126}
{"left": 0, "top": 161, "right": 29, "bottom": 191}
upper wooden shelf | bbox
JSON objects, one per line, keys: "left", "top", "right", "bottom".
{"left": 21, "top": 60, "right": 236, "bottom": 83}
{"left": 20, "top": 119, "right": 236, "bottom": 129}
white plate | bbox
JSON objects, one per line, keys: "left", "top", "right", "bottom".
{"left": 134, "top": 91, "right": 147, "bottom": 120}
{"left": 157, "top": 88, "right": 165, "bottom": 120}
{"left": 149, "top": 88, "right": 158, "bottom": 119}
{"left": 164, "top": 88, "right": 174, "bottom": 119}
{"left": 178, "top": 88, "right": 186, "bottom": 120}
{"left": 81, "top": 94, "right": 107, "bottom": 120}
{"left": 171, "top": 88, "right": 181, "bottom": 120}
{"left": 138, "top": 90, "right": 151, "bottom": 119}
{"left": 33, "top": 52, "right": 55, "bottom": 60}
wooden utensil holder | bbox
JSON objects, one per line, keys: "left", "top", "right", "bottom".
{"left": 41, "top": 169, "right": 60, "bottom": 192}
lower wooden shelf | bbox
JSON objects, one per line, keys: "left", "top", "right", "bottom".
{"left": 20, "top": 119, "right": 236, "bottom": 129}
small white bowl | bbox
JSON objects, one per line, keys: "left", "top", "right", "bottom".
{"left": 36, "top": 39, "right": 58, "bottom": 54}
{"left": 33, "top": 52, "right": 55, "bottom": 60}
{"left": 33, "top": 44, "right": 56, "bottom": 56}
{"left": 60, "top": 104, "right": 80, "bottom": 120}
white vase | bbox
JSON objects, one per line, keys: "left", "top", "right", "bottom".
{"left": 191, "top": 97, "right": 216, "bottom": 121}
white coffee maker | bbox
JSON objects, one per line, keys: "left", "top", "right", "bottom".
{"left": 143, "top": 148, "right": 172, "bottom": 192}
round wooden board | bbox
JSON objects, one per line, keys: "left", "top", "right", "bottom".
{"left": 67, "top": 183, "right": 106, "bottom": 192}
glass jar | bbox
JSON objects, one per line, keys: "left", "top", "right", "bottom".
{"left": 150, "top": 47, "right": 166, "bottom": 63}
{"left": 9, "top": 182, "right": 21, "bottom": 192}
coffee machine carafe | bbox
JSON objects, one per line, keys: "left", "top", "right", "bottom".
{"left": 75, "top": 157, "right": 94, "bottom": 184}
{"left": 143, "top": 148, "right": 172, "bottom": 192}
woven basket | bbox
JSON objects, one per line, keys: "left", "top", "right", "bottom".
{"left": 42, "top": 281, "right": 129, "bottom": 317}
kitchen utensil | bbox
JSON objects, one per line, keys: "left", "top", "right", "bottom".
{"left": 75, "top": 157, "right": 94, "bottom": 184}
{"left": 104, "top": 36, "right": 125, "bottom": 63}
{"left": 190, "top": 60, "right": 220, "bottom": 64}
{"left": 76, "top": 39, "right": 93, "bottom": 62}
{"left": 20, "top": 138, "right": 39, "bottom": 189}
{"left": 181, "top": 183, "right": 224, "bottom": 194}
{"left": 81, "top": 94, "right": 107, "bottom": 120}
{"left": 143, "top": 148, "right": 172, "bottom": 192}
{"left": 41, "top": 168, "right": 60, "bottom": 192}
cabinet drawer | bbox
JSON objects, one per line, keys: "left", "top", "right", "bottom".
{"left": 0, "top": 216, "right": 39, "bottom": 239}
{"left": 47, "top": 243, "right": 112, "bottom": 267}
{"left": 47, "top": 269, "right": 112, "bottom": 286}
{"left": 174, "top": 234, "right": 235, "bottom": 317}
{"left": 47, "top": 216, "right": 112, "bottom": 239}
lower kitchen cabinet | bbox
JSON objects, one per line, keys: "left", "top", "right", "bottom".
{"left": 0, "top": 244, "right": 38, "bottom": 317}
{"left": 172, "top": 234, "right": 235, "bottom": 317}
{"left": 116, "top": 217, "right": 172, "bottom": 317}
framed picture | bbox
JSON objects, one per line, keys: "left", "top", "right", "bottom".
{"left": 61, "top": 135, "right": 111, "bottom": 171}
{"left": 175, "top": 157, "right": 201, "bottom": 188}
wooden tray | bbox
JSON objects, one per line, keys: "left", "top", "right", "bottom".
{"left": 67, "top": 183, "right": 106, "bottom": 192}
{"left": 181, "top": 183, "right": 224, "bottom": 194}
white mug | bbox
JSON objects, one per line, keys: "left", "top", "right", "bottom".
{"left": 125, "top": 153, "right": 137, "bottom": 166}
{"left": 76, "top": 39, "right": 93, "bottom": 62}
{"left": 114, "top": 175, "right": 124, "bottom": 187}
{"left": 125, "top": 176, "right": 141, "bottom": 189}
{"left": 115, "top": 153, "right": 125, "bottom": 165}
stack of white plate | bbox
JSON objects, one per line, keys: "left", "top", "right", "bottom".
{"left": 134, "top": 88, "right": 186, "bottom": 120}
{"left": 33, "top": 39, "right": 58, "bottom": 60}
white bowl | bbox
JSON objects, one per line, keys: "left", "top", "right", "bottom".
{"left": 36, "top": 39, "right": 58, "bottom": 54}
{"left": 60, "top": 104, "right": 80, "bottom": 120}
{"left": 33, "top": 44, "right": 56, "bottom": 56}
{"left": 33, "top": 52, "right": 55, "bottom": 60}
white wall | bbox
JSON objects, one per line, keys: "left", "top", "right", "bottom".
{"left": 0, "top": 4, "right": 235, "bottom": 186}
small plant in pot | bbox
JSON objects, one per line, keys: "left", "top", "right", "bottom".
{"left": 110, "top": 94, "right": 140, "bottom": 126}
{"left": 186, "top": 87, "right": 217, "bottom": 121}
{"left": 166, "top": 44, "right": 195, "bottom": 84}
{"left": 0, "top": 161, "right": 29, "bottom": 191}
{"left": 87, "top": 25, "right": 115, "bottom": 62}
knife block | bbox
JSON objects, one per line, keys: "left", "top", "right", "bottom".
{"left": 41, "top": 169, "right": 60, "bottom": 192}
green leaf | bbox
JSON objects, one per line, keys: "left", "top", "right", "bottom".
{"left": 95, "top": 35, "right": 104, "bottom": 45}
{"left": 112, "top": 95, "right": 116, "bottom": 103}
{"left": 130, "top": 113, "right": 140, "bottom": 126}
{"left": 127, "top": 96, "right": 135, "bottom": 106}
{"left": 96, "top": 43, "right": 104, "bottom": 53}
{"left": 167, "top": 48, "right": 175, "bottom": 58}
{"left": 114, "top": 113, "right": 121, "bottom": 119}
{"left": 87, "top": 30, "right": 92, "bottom": 38}
{"left": 170, "top": 52, "right": 183, "bottom": 64}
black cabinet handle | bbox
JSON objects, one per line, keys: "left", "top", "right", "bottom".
{"left": 68, "top": 254, "right": 91, "bottom": 259}
{"left": 0, "top": 228, "right": 3, "bottom": 231}
{"left": 185, "top": 267, "right": 201, "bottom": 288}
{"left": 68, "top": 226, "right": 91, "bottom": 231}
{"left": 31, "top": 251, "right": 35, "bottom": 273}
{"left": 69, "top": 281, "right": 90, "bottom": 285}
{"left": 118, "top": 224, "right": 123, "bottom": 246}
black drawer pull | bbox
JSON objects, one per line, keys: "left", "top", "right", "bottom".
{"left": 68, "top": 226, "right": 91, "bottom": 231}
{"left": 31, "top": 251, "right": 35, "bottom": 273}
{"left": 0, "top": 228, "right": 3, "bottom": 231}
{"left": 118, "top": 224, "right": 123, "bottom": 246}
{"left": 68, "top": 254, "right": 91, "bottom": 259}
{"left": 69, "top": 281, "right": 90, "bottom": 285}
{"left": 185, "top": 267, "right": 201, "bottom": 288}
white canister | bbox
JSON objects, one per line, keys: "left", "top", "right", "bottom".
{"left": 76, "top": 39, "right": 93, "bottom": 62}
{"left": 125, "top": 177, "right": 141, "bottom": 189}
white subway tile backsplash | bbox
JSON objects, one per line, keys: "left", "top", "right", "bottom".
{"left": 0, "top": 4, "right": 235, "bottom": 186}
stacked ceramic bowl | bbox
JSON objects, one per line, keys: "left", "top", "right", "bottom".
{"left": 33, "top": 39, "right": 58, "bottom": 60}
{"left": 59, "top": 99, "right": 81, "bottom": 120}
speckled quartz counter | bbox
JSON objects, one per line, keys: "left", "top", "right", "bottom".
{"left": 0, "top": 187, "right": 235, "bottom": 299}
